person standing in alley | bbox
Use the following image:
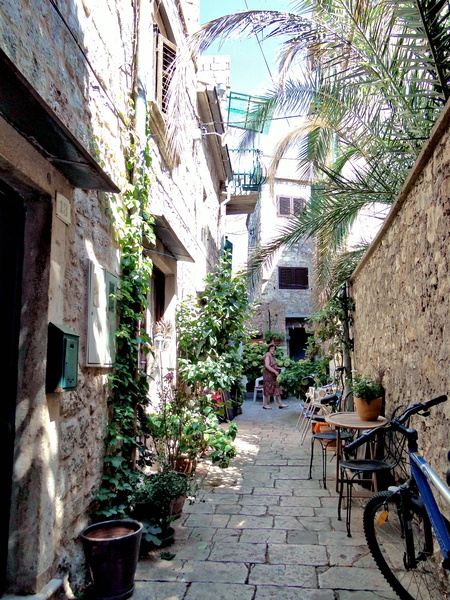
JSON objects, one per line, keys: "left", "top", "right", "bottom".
{"left": 262, "top": 343, "right": 288, "bottom": 409}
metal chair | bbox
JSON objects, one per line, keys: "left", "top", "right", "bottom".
{"left": 307, "top": 391, "right": 353, "bottom": 488}
{"left": 295, "top": 386, "right": 316, "bottom": 430}
{"left": 298, "top": 388, "right": 331, "bottom": 444}
{"left": 337, "top": 406, "right": 409, "bottom": 536}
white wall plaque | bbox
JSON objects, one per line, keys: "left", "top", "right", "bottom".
{"left": 56, "top": 192, "right": 71, "bottom": 225}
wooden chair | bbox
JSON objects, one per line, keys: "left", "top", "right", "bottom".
{"left": 295, "top": 386, "right": 316, "bottom": 430}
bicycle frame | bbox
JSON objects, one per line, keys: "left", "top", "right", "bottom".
{"left": 408, "top": 450, "right": 450, "bottom": 567}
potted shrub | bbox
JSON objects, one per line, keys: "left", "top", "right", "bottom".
{"left": 264, "top": 329, "right": 285, "bottom": 344}
{"left": 130, "top": 469, "right": 193, "bottom": 553}
{"left": 279, "top": 359, "right": 328, "bottom": 399}
{"left": 351, "top": 372, "right": 384, "bottom": 420}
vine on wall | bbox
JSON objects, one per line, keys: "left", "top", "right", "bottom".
{"left": 95, "top": 120, "right": 156, "bottom": 518}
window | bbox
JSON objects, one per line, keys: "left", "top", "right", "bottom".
{"left": 279, "top": 267, "right": 309, "bottom": 290}
{"left": 277, "top": 196, "right": 306, "bottom": 217}
{"left": 154, "top": 27, "right": 176, "bottom": 115}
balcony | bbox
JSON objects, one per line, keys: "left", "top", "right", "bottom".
{"left": 225, "top": 149, "right": 267, "bottom": 215}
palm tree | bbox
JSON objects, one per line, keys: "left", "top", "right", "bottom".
{"left": 168, "top": 0, "right": 450, "bottom": 301}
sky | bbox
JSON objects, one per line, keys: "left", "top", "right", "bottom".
{"left": 200, "top": 0, "right": 294, "bottom": 95}
{"left": 199, "top": 1, "right": 301, "bottom": 269}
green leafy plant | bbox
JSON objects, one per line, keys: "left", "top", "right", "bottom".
{"left": 145, "top": 377, "right": 238, "bottom": 469}
{"left": 279, "top": 359, "right": 329, "bottom": 399}
{"left": 177, "top": 254, "right": 253, "bottom": 425}
{"left": 132, "top": 470, "right": 193, "bottom": 548}
{"left": 133, "top": 470, "right": 191, "bottom": 507}
{"left": 264, "top": 329, "right": 285, "bottom": 341}
{"left": 351, "top": 373, "right": 384, "bottom": 404}
{"left": 95, "top": 111, "right": 155, "bottom": 519}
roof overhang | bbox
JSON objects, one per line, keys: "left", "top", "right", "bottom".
{"left": 0, "top": 49, "right": 120, "bottom": 193}
{"left": 150, "top": 215, "right": 195, "bottom": 262}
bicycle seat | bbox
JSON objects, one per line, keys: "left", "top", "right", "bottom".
{"left": 320, "top": 390, "right": 342, "bottom": 406}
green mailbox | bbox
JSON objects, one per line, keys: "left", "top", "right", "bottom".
{"left": 46, "top": 322, "right": 79, "bottom": 392}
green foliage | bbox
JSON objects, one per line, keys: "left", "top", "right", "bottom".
{"left": 133, "top": 470, "right": 191, "bottom": 506}
{"left": 309, "top": 293, "right": 354, "bottom": 357}
{"left": 264, "top": 329, "right": 285, "bottom": 341}
{"left": 279, "top": 359, "right": 329, "bottom": 399}
{"left": 145, "top": 375, "right": 239, "bottom": 468}
{"left": 207, "top": 421, "right": 238, "bottom": 468}
{"left": 351, "top": 373, "right": 384, "bottom": 404}
{"left": 95, "top": 111, "right": 155, "bottom": 519}
{"left": 177, "top": 254, "right": 253, "bottom": 394}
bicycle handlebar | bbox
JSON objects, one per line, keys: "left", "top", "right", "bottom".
{"left": 344, "top": 395, "right": 447, "bottom": 455}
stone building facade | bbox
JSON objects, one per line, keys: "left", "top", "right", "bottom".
{"left": 349, "top": 98, "right": 450, "bottom": 491}
{"left": 0, "top": 0, "right": 231, "bottom": 596}
{"left": 248, "top": 170, "right": 314, "bottom": 359}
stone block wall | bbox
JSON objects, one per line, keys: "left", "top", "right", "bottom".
{"left": 350, "top": 99, "right": 450, "bottom": 489}
{"left": 0, "top": 0, "right": 228, "bottom": 595}
{"left": 249, "top": 177, "right": 314, "bottom": 342}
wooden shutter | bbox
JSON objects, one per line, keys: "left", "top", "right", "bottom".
{"left": 293, "top": 197, "right": 306, "bottom": 215}
{"left": 278, "top": 267, "right": 309, "bottom": 289}
{"left": 278, "top": 196, "right": 291, "bottom": 216}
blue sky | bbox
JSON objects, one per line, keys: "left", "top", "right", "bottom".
{"left": 200, "top": 0, "right": 294, "bottom": 95}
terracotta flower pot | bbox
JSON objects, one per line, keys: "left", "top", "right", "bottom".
{"left": 354, "top": 396, "right": 383, "bottom": 421}
{"left": 171, "top": 456, "right": 197, "bottom": 475}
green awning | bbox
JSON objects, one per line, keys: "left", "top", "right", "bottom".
{"left": 227, "top": 91, "right": 274, "bottom": 134}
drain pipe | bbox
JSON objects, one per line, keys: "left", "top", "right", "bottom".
{"left": 134, "top": 0, "right": 151, "bottom": 154}
{"left": 340, "top": 281, "right": 353, "bottom": 410}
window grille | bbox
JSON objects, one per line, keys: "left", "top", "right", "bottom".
{"left": 279, "top": 267, "right": 309, "bottom": 290}
{"left": 154, "top": 29, "right": 176, "bottom": 115}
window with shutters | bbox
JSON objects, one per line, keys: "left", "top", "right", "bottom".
{"left": 278, "top": 267, "right": 309, "bottom": 290}
{"left": 277, "top": 196, "right": 306, "bottom": 217}
{"left": 154, "top": 26, "right": 177, "bottom": 115}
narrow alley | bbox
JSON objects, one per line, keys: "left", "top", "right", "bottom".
{"left": 133, "top": 397, "right": 397, "bottom": 599}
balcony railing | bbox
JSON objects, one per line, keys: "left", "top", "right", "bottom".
{"left": 229, "top": 149, "right": 267, "bottom": 192}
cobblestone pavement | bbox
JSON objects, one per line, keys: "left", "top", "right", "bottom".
{"left": 134, "top": 398, "right": 398, "bottom": 599}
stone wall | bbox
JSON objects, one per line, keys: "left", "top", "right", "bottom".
{"left": 350, "top": 98, "right": 450, "bottom": 490}
{"left": 0, "top": 0, "right": 227, "bottom": 595}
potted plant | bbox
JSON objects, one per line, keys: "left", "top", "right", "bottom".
{"left": 130, "top": 469, "right": 193, "bottom": 553}
{"left": 264, "top": 329, "right": 285, "bottom": 344}
{"left": 351, "top": 371, "right": 384, "bottom": 420}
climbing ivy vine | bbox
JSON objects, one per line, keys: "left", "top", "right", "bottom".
{"left": 95, "top": 117, "right": 156, "bottom": 518}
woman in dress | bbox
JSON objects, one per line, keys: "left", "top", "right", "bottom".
{"left": 262, "top": 343, "right": 288, "bottom": 409}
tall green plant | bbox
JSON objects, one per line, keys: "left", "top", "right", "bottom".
{"left": 95, "top": 123, "right": 155, "bottom": 518}
{"left": 177, "top": 254, "right": 253, "bottom": 395}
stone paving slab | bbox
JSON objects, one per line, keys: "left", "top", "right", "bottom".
{"left": 134, "top": 399, "right": 398, "bottom": 600}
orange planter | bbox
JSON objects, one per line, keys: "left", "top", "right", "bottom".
{"left": 354, "top": 396, "right": 382, "bottom": 421}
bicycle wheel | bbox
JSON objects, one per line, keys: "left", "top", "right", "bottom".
{"left": 364, "top": 490, "right": 448, "bottom": 600}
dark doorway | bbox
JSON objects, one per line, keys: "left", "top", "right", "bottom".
{"left": 0, "top": 179, "right": 25, "bottom": 596}
{"left": 287, "top": 320, "right": 310, "bottom": 361}
{"left": 152, "top": 266, "right": 165, "bottom": 324}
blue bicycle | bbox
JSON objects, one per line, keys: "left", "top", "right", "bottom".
{"left": 346, "top": 395, "right": 450, "bottom": 599}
